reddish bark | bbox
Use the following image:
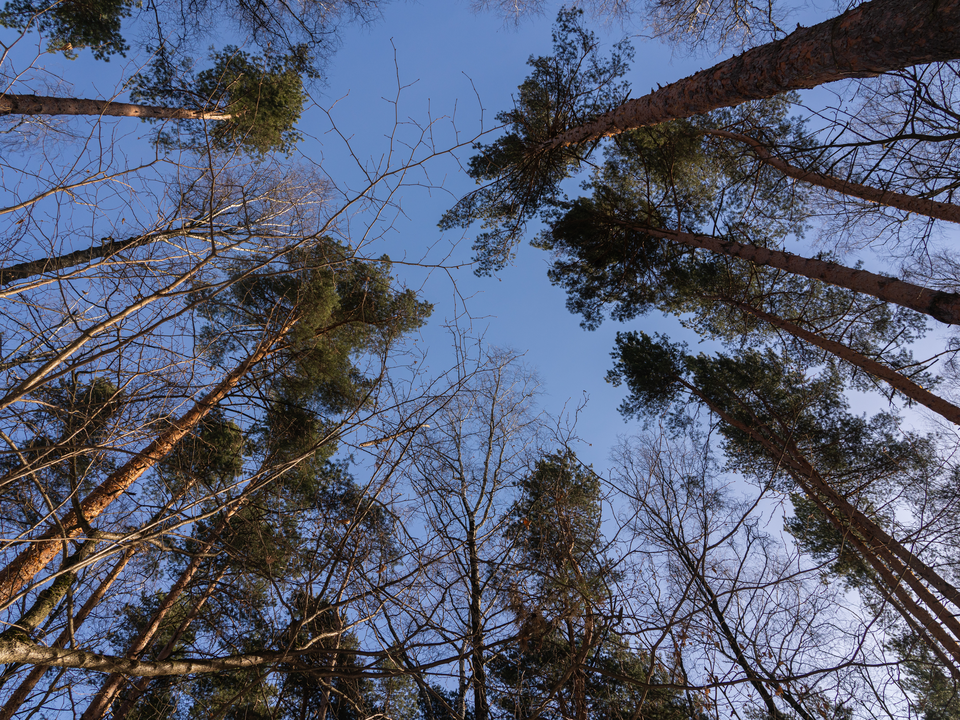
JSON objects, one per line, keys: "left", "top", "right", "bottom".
{"left": 0, "top": 549, "right": 136, "bottom": 720}
{"left": 719, "top": 297, "right": 960, "bottom": 426}
{"left": 630, "top": 222, "right": 960, "bottom": 325}
{"left": 545, "top": 0, "right": 960, "bottom": 150}
{"left": 705, "top": 129, "right": 960, "bottom": 225}
{"left": 0, "top": 317, "right": 293, "bottom": 607}
{"left": 681, "top": 377, "right": 960, "bottom": 665}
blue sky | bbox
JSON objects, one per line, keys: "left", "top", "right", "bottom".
{"left": 305, "top": 1, "right": 725, "bottom": 471}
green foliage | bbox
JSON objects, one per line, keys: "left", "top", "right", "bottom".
{"left": 132, "top": 45, "right": 310, "bottom": 154}
{"left": 889, "top": 632, "right": 960, "bottom": 720}
{"left": 0, "top": 0, "right": 132, "bottom": 59}
{"left": 440, "top": 8, "right": 633, "bottom": 274}
{"left": 0, "top": 376, "right": 122, "bottom": 532}
{"left": 197, "top": 238, "right": 430, "bottom": 472}
{"left": 499, "top": 449, "right": 702, "bottom": 720}
{"left": 508, "top": 450, "right": 609, "bottom": 612}
{"left": 160, "top": 410, "right": 246, "bottom": 493}
{"left": 611, "top": 332, "right": 933, "bottom": 492}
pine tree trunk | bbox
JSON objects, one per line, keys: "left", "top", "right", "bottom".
{"left": 704, "top": 129, "right": 960, "bottom": 225}
{"left": 716, "top": 296, "right": 960, "bottom": 425}
{"left": 679, "top": 376, "right": 960, "bottom": 667}
{"left": 80, "top": 515, "right": 236, "bottom": 720}
{"left": 0, "top": 94, "right": 232, "bottom": 121}
{"left": 109, "top": 568, "right": 227, "bottom": 720}
{"left": 0, "top": 314, "right": 295, "bottom": 607}
{"left": 629, "top": 222, "right": 960, "bottom": 325}
{"left": 544, "top": 0, "right": 960, "bottom": 150}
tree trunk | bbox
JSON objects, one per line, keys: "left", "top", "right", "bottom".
{"left": 465, "top": 513, "right": 489, "bottom": 720}
{"left": 704, "top": 129, "right": 960, "bottom": 225}
{"left": 678, "top": 376, "right": 960, "bottom": 666}
{"left": 716, "top": 296, "right": 960, "bottom": 425}
{"left": 106, "top": 567, "right": 228, "bottom": 720}
{"left": 0, "top": 94, "right": 232, "bottom": 121}
{"left": 80, "top": 515, "right": 237, "bottom": 720}
{"left": 0, "top": 313, "right": 295, "bottom": 607}
{"left": 0, "top": 548, "right": 135, "bottom": 720}
{"left": 544, "top": 0, "right": 960, "bottom": 151}
{"left": 0, "top": 228, "right": 199, "bottom": 289}
{"left": 627, "top": 221, "right": 960, "bottom": 325}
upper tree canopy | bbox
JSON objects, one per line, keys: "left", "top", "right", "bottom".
{"left": 132, "top": 46, "right": 310, "bottom": 154}
{"left": 444, "top": 1, "right": 960, "bottom": 274}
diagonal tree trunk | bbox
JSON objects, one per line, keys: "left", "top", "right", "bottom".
{"left": 544, "top": 0, "right": 960, "bottom": 151}
{"left": 0, "top": 227, "right": 206, "bottom": 289}
{"left": 712, "top": 296, "right": 960, "bottom": 426}
{"left": 0, "top": 548, "right": 135, "bottom": 720}
{"left": 625, "top": 221, "right": 960, "bottom": 325}
{"left": 0, "top": 95, "right": 232, "bottom": 121}
{"left": 677, "top": 376, "right": 960, "bottom": 668}
{"left": 0, "top": 312, "right": 296, "bottom": 608}
{"left": 703, "top": 129, "right": 960, "bottom": 225}
{"left": 109, "top": 566, "right": 228, "bottom": 720}
{"left": 80, "top": 512, "right": 239, "bottom": 720}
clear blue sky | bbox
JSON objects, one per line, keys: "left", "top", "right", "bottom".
{"left": 306, "top": 1, "right": 728, "bottom": 471}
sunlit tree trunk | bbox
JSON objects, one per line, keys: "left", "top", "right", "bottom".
{"left": 0, "top": 313, "right": 296, "bottom": 607}
{"left": 544, "top": 0, "right": 960, "bottom": 151}
{"left": 80, "top": 514, "right": 237, "bottom": 720}
{"left": 0, "top": 548, "right": 135, "bottom": 720}
{"left": 0, "top": 94, "right": 232, "bottom": 120}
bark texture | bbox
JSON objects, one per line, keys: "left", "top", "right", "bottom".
{"left": 0, "top": 551, "right": 135, "bottom": 720}
{"left": 0, "top": 317, "right": 293, "bottom": 607}
{"left": 0, "top": 95, "right": 231, "bottom": 121}
{"left": 631, "top": 222, "right": 960, "bottom": 325}
{"left": 680, "top": 378, "right": 960, "bottom": 668}
{"left": 545, "top": 0, "right": 960, "bottom": 150}
{"left": 0, "top": 230, "right": 190, "bottom": 288}
{"left": 719, "top": 297, "right": 960, "bottom": 426}
{"left": 705, "top": 129, "right": 960, "bottom": 225}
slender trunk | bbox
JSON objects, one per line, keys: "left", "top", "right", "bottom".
{"left": 672, "top": 542, "right": 790, "bottom": 720}
{"left": 0, "top": 548, "right": 135, "bottom": 720}
{"left": 0, "top": 94, "right": 232, "bottom": 121}
{"left": 629, "top": 221, "right": 960, "bottom": 325}
{"left": 465, "top": 514, "right": 488, "bottom": 720}
{"left": 0, "top": 641, "right": 316, "bottom": 675}
{"left": 0, "top": 228, "right": 199, "bottom": 289}
{"left": 0, "top": 540, "right": 96, "bottom": 645}
{"left": 109, "top": 567, "right": 228, "bottom": 720}
{"left": 704, "top": 129, "right": 960, "bottom": 225}
{"left": 0, "top": 314, "right": 294, "bottom": 607}
{"left": 791, "top": 462, "right": 960, "bottom": 672}
{"left": 80, "top": 514, "right": 237, "bottom": 720}
{"left": 544, "top": 0, "right": 960, "bottom": 150}
{"left": 715, "top": 296, "right": 960, "bottom": 425}
{"left": 0, "top": 540, "right": 99, "bottom": 696}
